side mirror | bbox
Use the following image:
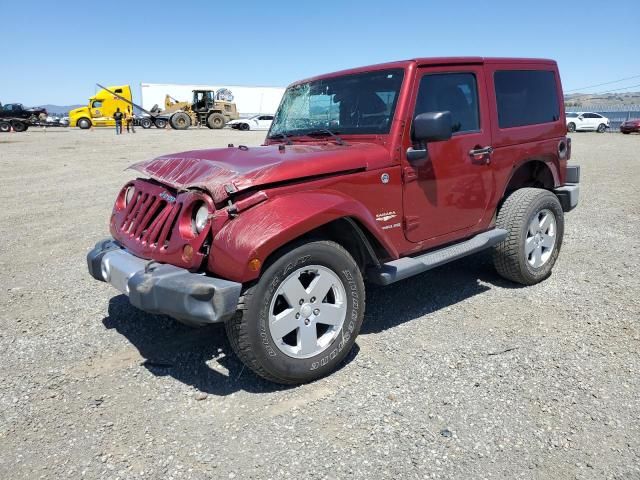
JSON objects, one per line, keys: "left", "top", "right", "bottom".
{"left": 407, "top": 111, "right": 453, "bottom": 163}
{"left": 413, "top": 111, "right": 453, "bottom": 142}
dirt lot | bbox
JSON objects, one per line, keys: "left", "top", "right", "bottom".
{"left": 1, "top": 128, "right": 639, "bottom": 479}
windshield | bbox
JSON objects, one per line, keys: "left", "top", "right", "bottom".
{"left": 566, "top": 112, "right": 579, "bottom": 117}
{"left": 269, "top": 69, "right": 404, "bottom": 138}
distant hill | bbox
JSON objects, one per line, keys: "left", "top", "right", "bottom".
{"left": 565, "top": 91, "right": 640, "bottom": 108}
{"left": 39, "top": 104, "right": 84, "bottom": 115}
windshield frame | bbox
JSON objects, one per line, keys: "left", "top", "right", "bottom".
{"left": 268, "top": 68, "right": 405, "bottom": 140}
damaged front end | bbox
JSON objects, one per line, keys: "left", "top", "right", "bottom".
{"left": 109, "top": 178, "right": 230, "bottom": 270}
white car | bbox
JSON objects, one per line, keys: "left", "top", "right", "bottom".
{"left": 228, "top": 114, "right": 274, "bottom": 131}
{"left": 566, "top": 112, "right": 609, "bottom": 133}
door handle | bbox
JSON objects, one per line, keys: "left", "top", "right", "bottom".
{"left": 469, "top": 146, "right": 493, "bottom": 165}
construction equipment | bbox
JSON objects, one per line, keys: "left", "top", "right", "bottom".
{"left": 96, "top": 84, "right": 239, "bottom": 130}
{"left": 161, "top": 89, "right": 239, "bottom": 130}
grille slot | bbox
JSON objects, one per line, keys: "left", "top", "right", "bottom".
{"left": 120, "top": 189, "right": 180, "bottom": 248}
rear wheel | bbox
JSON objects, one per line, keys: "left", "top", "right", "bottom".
{"left": 493, "top": 188, "right": 564, "bottom": 285}
{"left": 140, "top": 118, "right": 152, "bottom": 129}
{"left": 597, "top": 123, "right": 607, "bottom": 133}
{"left": 77, "top": 118, "right": 92, "bottom": 129}
{"left": 226, "top": 241, "right": 365, "bottom": 384}
{"left": 154, "top": 118, "right": 167, "bottom": 129}
{"left": 170, "top": 112, "right": 191, "bottom": 130}
{"left": 207, "top": 113, "right": 226, "bottom": 129}
{"left": 0, "top": 121, "right": 9, "bottom": 132}
{"left": 11, "top": 120, "right": 27, "bottom": 132}
{"left": 567, "top": 122, "right": 576, "bottom": 132}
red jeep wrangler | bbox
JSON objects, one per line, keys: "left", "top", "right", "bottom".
{"left": 88, "top": 57, "right": 579, "bottom": 384}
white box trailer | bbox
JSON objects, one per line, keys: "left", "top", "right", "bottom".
{"left": 140, "top": 83, "right": 286, "bottom": 118}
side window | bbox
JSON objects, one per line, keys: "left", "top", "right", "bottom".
{"left": 414, "top": 73, "right": 480, "bottom": 133}
{"left": 494, "top": 70, "right": 560, "bottom": 128}
{"left": 92, "top": 100, "right": 103, "bottom": 108}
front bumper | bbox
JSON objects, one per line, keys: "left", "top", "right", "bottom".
{"left": 87, "top": 239, "right": 242, "bottom": 326}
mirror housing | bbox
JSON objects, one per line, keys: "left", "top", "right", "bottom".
{"left": 413, "top": 111, "right": 453, "bottom": 142}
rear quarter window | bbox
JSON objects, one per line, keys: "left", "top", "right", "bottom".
{"left": 494, "top": 70, "right": 560, "bottom": 128}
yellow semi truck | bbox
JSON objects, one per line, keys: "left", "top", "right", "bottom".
{"left": 69, "top": 85, "right": 134, "bottom": 129}
{"left": 71, "top": 84, "right": 239, "bottom": 129}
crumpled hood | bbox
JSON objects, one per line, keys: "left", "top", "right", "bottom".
{"left": 130, "top": 142, "right": 391, "bottom": 203}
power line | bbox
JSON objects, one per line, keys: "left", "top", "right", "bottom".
{"left": 565, "top": 74, "right": 640, "bottom": 93}
{"left": 595, "top": 83, "right": 640, "bottom": 94}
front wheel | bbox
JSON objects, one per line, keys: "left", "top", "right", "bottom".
{"left": 226, "top": 241, "right": 365, "bottom": 384}
{"left": 170, "top": 112, "right": 191, "bottom": 130}
{"left": 567, "top": 122, "right": 576, "bottom": 132}
{"left": 239, "top": 123, "right": 249, "bottom": 131}
{"left": 493, "top": 188, "right": 564, "bottom": 285}
{"left": 77, "top": 118, "right": 92, "bottom": 129}
{"left": 207, "top": 113, "right": 226, "bottom": 129}
{"left": 597, "top": 123, "right": 607, "bottom": 133}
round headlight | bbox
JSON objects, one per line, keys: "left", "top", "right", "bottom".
{"left": 193, "top": 204, "right": 209, "bottom": 233}
{"left": 125, "top": 186, "right": 135, "bottom": 205}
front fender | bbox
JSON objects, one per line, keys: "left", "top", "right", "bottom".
{"left": 69, "top": 107, "right": 90, "bottom": 127}
{"left": 208, "top": 190, "right": 396, "bottom": 282}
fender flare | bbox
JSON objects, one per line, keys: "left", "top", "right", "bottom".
{"left": 500, "top": 157, "right": 560, "bottom": 197}
{"left": 208, "top": 190, "right": 397, "bottom": 282}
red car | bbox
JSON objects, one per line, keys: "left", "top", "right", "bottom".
{"left": 620, "top": 119, "right": 640, "bottom": 134}
{"left": 88, "top": 57, "right": 579, "bottom": 384}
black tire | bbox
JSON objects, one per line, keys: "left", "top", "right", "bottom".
{"left": 154, "top": 118, "right": 167, "bottom": 129}
{"left": 11, "top": 120, "right": 27, "bottom": 132}
{"left": 207, "top": 113, "right": 226, "bottom": 129}
{"left": 567, "top": 122, "right": 576, "bottom": 133}
{"left": 239, "top": 123, "right": 250, "bottom": 131}
{"left": 226, "top": 241, "right": 365, "bottom": 384}
{"left": 493, "top": 188, "right": 564, "bottom": 286}
{"left": 77, "top": 118, "right": 92, "bottom": 129}
{"left": 170, "top": 112, "right": 191, "bottom": 130}
{"left": 622, "top": 131, "right": 630, "bottom": 134}
{"left": 0, "top": 121, "right": 9, "bottom": 132}
{"left": 597, "top": 123, "right": 606, "bottom": 133}
{"left": 140, "top": 118, "right": 152, "bottom": 129}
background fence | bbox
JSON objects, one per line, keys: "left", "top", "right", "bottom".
{"left": 566, "top": 104, "right": 640, "bottom": 131}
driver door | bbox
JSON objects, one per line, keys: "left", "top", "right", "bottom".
{"left": 402, "top": 65, "right": 493, "bottom": 243}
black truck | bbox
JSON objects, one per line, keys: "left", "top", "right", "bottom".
{"left": 0, "top": 102, "right": 47, "bottom": 132}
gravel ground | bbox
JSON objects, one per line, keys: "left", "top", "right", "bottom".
{"left": 1, "top": 128, "right": 639, "bottom": 480}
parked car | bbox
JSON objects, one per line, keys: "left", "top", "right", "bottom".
{"left": 227, "top": 114, "right": 274, "bottom": 131}
{"left": 566, "top": 112, "right": 609, "bottom": 132}
{"left": 620, "top": 118, "right": 640, "bottom": 134}
{"left": 88, "top": 57, "right": 579, "bottom": 384}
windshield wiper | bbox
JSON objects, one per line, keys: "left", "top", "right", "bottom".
{"left": 268, "top": 132, "right": 293, "bottom": 145}
{"left": 304, "top": 129, "right": 346, "bottom": 145}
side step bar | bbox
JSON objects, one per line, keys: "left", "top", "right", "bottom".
{"left": 368, "top": 229, "right": 508, "bottom": 285}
